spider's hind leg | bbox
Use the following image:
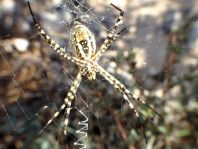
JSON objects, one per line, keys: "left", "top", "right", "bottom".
{"left": 110, "top": 3, "right": 125, "bottom": 33}
{"left": 92, "top": 4, "right": 126, "bottom": 61}
{"left": 27, "top": 1, "right": 85, "bottom": 67}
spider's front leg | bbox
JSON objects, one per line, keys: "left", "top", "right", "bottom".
{"left": 95, "top": 64, "right": 147, "bottom": 142}
{"left": 95, "top": 64, "right": 161, "bottom": 117}
{"left": 95, "top": 64, "right": 161, "bottom": 143}
{"left": 39, "top": 71, "right": 82, "bottom": 134}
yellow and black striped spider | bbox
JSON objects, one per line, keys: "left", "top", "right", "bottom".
{"left": 28, "top": 1, "right": 160, "bottom": 143}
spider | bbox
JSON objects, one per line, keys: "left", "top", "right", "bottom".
{"left": 28, "top": 1, "right": 160, "bottom": 143}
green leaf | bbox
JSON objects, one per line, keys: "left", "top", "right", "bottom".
{"left": 175, "top": 129, "right": 191, "bottom": 137}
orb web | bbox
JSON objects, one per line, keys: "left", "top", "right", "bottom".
{"left": 0, "top": 0, "right": 198, "bottom": 149}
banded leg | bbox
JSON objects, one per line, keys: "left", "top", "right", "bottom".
{"left": 92, "top": 3, "right": 126, "bottom": 61}
{"left": 39, "top": 71, "right": 82, "bottom": 134}
{"left": 27, "top": 2, "right": 86, "bottom": 67}
{"left": 96, "top": 64, "right": 162, "bottom": 143}
{"left": 96, "top": 65, "right": 147, "bottom": 143}
{"left": 96, "top": 64, "right": 161, "bottom": 117}
{"left": 63, "top": 71, "right": 82, "bottom": 134}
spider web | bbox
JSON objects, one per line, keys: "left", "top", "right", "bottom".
{"left": 0, "top": 0, "right": 198, "bottom": 149}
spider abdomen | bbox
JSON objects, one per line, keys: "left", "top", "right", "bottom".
{"left": 72, "top": 22, "right": 96, "bottom": 60}
{"left": 71, "top": 22, "right": 97, "bottom": 80}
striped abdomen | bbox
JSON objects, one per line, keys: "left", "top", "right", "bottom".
{"left": 71, "top": 22, "right": 96, "bottom": 60}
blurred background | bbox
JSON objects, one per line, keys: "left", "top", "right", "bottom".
{"left": 0, "top": 0, "right": 197, "bottom": 149}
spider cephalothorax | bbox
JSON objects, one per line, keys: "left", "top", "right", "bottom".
{"left": 28, "top": 1, "right": 161, "bottom": 144}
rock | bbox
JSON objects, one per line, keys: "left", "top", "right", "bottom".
{"left": 13, "top": 38, "right": 29, "bottom": 52}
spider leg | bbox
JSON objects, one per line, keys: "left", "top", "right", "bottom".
{"left": 96, "top": 64, "right": 161, "bottom": 143}
{"left": 96, "top": 64, "right": 161, "bottom": 117}
{"left": 39, "top": 71, "right": 82, "bottom": 134}
{"left": 92, "top": 4, "right": 125, "bottom": 61}
{"left": 63, "top": 71, "right": 82, "bottom": 134}
{"left": 27, "top": 1, "right": 86, "bottom": 67}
